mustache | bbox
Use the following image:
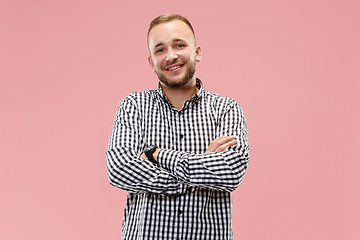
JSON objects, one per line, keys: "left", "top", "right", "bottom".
{"left": 165, "top": 61, "right": 184, "bottom": 67}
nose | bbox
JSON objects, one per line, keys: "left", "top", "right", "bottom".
{"left": 165, "top": 48, "right": 178, "bottom": 62}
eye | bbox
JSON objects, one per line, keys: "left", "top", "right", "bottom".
{"left": 155, "top": 49, "right": 164, "bottom": 54}
{"left": 176, "top": 44, "right": 184, "bottom": 48}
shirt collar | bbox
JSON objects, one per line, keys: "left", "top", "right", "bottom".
{"left": 156, "top": 78, "right": 204, "bottom": 103}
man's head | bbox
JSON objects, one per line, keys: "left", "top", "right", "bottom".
{"left": 147, "top": 14, "right": 201, "bottom": 88}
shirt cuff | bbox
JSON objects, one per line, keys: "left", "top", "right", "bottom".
{"left": 157, "top": 149, "right": 185, "bottom": 175}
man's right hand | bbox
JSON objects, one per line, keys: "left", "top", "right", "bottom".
{"left": 205, "top": 136, "right": 237, "bottom": 153}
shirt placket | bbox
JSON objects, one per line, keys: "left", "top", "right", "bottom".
{"left": 177, "top": 107, "right": 188, "bottom": 237}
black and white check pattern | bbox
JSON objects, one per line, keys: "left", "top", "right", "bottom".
{"left": 106, "top": 79, "right": 250, "bottom": 240}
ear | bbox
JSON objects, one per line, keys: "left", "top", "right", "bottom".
{"left": 195, "top": 45, "right": 202, "bottom": 62}
{"left": 148, "top": 56, "right": 155, "bottom": 72}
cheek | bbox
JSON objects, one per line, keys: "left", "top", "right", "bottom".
{"left": 185, "top": 50, "right": 197, "bottom": 61}
{"left": 152, "top": 57, "right": 163, "bottom": 69}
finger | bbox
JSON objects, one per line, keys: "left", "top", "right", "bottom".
{"left": 206, "top": 136, "right": 226, "bottom": 152}
{"left": 205, "top": 136, "right": 235, "bottom": 153}
{"left": 215, "top": 139, "right": 237, "bottom": 152}
{"left": 213, "top": 136, "right": 236, "bottom": 146}
{"left": 206, "top": 136, "right": 230, "bottom": 152}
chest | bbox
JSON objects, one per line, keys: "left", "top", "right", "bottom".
{"left": 140, "top": 100, "right": 220, "bottom": 154}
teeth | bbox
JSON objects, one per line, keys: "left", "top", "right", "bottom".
{"left": 168, "top": 65, "right": 181, "bottom": 70}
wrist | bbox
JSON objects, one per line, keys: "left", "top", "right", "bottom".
{"left": 144, "top": 145, "right": 159, "bottom": 164}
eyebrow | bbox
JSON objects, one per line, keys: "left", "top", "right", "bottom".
{"left": 154, "top": 38, "right": 186, "bottom": 49}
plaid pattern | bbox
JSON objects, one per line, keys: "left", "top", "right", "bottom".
{"left": 106, "top": 79, "right": 250, "bottom": 239}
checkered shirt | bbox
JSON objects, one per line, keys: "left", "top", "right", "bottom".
{"left": 106, "top": 79, "right": 250, "bottom": 239}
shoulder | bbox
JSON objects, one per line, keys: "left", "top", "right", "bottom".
{"left": 114, "top": 90, "right": 158, "bottom": 119}
{"left": 203, "top": 90, "right": 242, "bottom": 112}
{"left": 119, "top": 90, "right": 158, "bottom": 108}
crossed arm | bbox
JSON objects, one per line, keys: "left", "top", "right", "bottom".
{"left": 106, "top": 99, "right": 249, "bottom": 195}
{"left": 141, "top": 136, "right": 238, "bottom": 161}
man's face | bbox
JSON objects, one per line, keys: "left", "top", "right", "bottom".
{"left": 148, "top": 20, "right": 201, "bottom": 88}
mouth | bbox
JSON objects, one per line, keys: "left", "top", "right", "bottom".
{"left": 164, "top": 63, "right": 185, "bottom": 72}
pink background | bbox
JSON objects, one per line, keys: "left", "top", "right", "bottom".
{"left": 1, "top": 0, "right": 359, "bottom": 239}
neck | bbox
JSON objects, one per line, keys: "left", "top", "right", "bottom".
{"left": 160, "top": 78, "right": 198, "bottom": 111}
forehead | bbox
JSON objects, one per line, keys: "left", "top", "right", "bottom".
{"left": 148, "top": 20, "right": 195, "bottom": 49}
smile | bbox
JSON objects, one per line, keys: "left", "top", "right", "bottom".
{"left": 169, "top": 66, "right": 181, "bottom": 70}
{"left": 165, "top": 64, "right": 184, "bottom": 72}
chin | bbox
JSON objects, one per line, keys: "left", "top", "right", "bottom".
{"left": 159, "top": 76, "right": 191, "bottom": 88}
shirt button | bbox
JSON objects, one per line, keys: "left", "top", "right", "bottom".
{"left": 178, "top": 210, "right": 183, "bottom": 215}
{"left": 180, "top": 134, "right": 184, "bottom": 139}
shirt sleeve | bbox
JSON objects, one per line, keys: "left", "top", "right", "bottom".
{"left": 157, "top": 101, "right": 250, "bottom": 192}
{"left": 105, "top": 98, "right": 188, "bottom": 195}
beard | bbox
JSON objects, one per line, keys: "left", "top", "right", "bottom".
{"left": 156, "top": 61, "right": 196, "bottom": 88}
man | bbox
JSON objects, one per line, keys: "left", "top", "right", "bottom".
{"left": 106, "top": 14, "right": 250, "bottom": 240}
